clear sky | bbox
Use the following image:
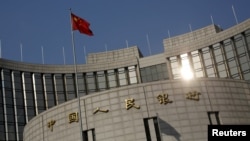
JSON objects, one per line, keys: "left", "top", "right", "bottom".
{"left": 0, "top": 0, "right": 250, "bottom": 65}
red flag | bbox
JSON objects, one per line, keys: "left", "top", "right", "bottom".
{"left": 71, "top": 13, "right": 93, "bottom": 36}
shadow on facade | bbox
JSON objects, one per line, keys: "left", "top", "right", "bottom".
{"left": 159, "top": 118, "right": 181, "bottom": 141}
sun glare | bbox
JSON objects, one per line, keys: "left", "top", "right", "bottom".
{"left": 181, "top": 60, "right": 194, "bottom": 80}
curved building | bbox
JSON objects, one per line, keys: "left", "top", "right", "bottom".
{"left": 0, "top": 19, "right": 250, "bottom": 141}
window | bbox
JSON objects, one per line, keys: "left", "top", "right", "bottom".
{"left": 86, "top": 72, "right": 97, "bottom": 93}
{"left": 224, "top": 39, "right": 240, "bottom": 79}
{"left": 234, "top": 34, "right": 250, "bottom": 80}
{"left": 34, "top": 73, "right": 45, "bottom": 113}
{"left": 0, "top": 71, "right": 3, "bottom": 112}
{"left": 44, "top": 74, "right": 56, "bottom": 108}
{"left": 55, "top": 74, "right": 66, "bottom": 104}
{"left": 82, "top": 129, "right": 96, "bottom": 141}
{"left": 140, "top": 64, "right": 168, "bottom": 82}
{"left": 212, "top": 44, "right": 227, "bottom": 78}
{"left": 170, "top": 56, "right": 181, "bottom": 79}
{"left": 107, "top": 70, "right": 117, "bottom": 88}
{"left": 207, "top": 111, "right": 220, "bottom": 125}
{"left": 245, "top": 29, "right": 250, "bottom": 51}
{"left": 23, "top": 72, "right": 35, "bottom": 120}
{"left": 202, "top": 47, "right": 216, "bottom": 77}
{"left": 77, "top": 73, "right": 87, "bottom": 96}
{"left": 128, "top": 66, "right": 137, "bottom": 84}
{"left": 180, "top": 53, "right": 194, "bottom": 80}
{"left": 157, "top": 64, "right": 168, "bottom": 80}
{"left": 191, "top": 50, "right": 204, "bottom": 78}
{"left": 65, "top": 74, "right": 76, "bottom": 100}
{"left": 118, "top": 68, "right": 127, "bottom": 86}
{"left": 143, "top": 117, "right": 162, "bottom": 141}
{"left": 97, "top": 71, "right": 107, "bottom": 91}
{"left": 13, "top": 71, "right": 25, "bottom": 119}
{"left": 3, "top": 69, "right": 17, "bottom": 140}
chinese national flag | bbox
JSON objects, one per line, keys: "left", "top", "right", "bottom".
{"left": 71, "top": 13, "right": 93, "bottom": 36}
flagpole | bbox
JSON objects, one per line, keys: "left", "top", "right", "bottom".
{"left": 69, "top": 9, "right": 84, "bottom": 141}
{"left": 20, "top": 43, "right": 23, "bottom": 62}
{"left": 0, "top": 40, "right": 2, "bottom": 58}
{"left": 168, "top": 30, "right": 172, "bottom": 48}
{"left": 189, "top": 24, "right": 193, "bottom": 32}
{"left": 232, "top": 5, "right": 239, "bottom": 24}
{"left": 146, "top": 34, "right": 152, "bottom": 56}
{"left": 62, "top": 46, "right": 66, "bottom": 65}
{"left": 189, "top": 24, "right": 195, "bottom": 40}
{"left": 105, "top": 43, "right": 108, "bottom": 61}
{"left": 126, "top": 40, "right": 129, "bottom": 48}
{"left": 83, "top": 46, "right": 87, "bottom": 64}
{"left": 210, "top": 15, "right": 214, "bottom": 25}
{"left": 105, "top": 43, "right": 108, "bottom": 52}
{"left": 41, "top": 46, "right": 44, "bottom": 64}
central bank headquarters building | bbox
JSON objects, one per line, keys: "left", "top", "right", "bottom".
{"left": 0, "top": 19, "right": 250, "bottom": 141}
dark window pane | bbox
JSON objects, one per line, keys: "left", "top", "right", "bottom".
{"left": 55, "top": 74, "right": 66, "bottom": 104}
{"left": 77, "top": 73, "right": 86, "bottom": 96}
{"left": 86, "top": 72, "right": 97, "bottom": 93}
{"left": 34, "top": 73, "right": 45, "bottom": 113}
{"left": 44, "top": 74, "right": 55, "bottom": 108}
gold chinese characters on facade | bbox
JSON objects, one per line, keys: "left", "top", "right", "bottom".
{"left": 186, "top": 91, "right": 201, "bottom": 101}
{"left": 125, "top": 98, "right": 140, "bottom": 110}
{"left": 47, "top": 120, "right": 56, "bottom": 132}
{"left": 46, "top": 91, "right": 202, "bottom": 131}
{"left": 93, "top": 107, "right": 109, "bottom": 114}
{"left": 69, "top": 112, "right": 79, "bottom": 123}
{"left": 157, "top": 93, "right": 173, "bottom": 104}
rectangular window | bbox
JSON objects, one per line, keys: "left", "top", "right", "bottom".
{"left": 213, "top": 44, "right": 227, "bottom": 78}
{"left": 143, "top": 118, "right": 151, "bottom": 140}
{"left": 3, "top": 69, "right": 17, "bottom": 140}
{"left": 7, "top": 125, "right": 16, "bottom": 141}
{"left": 128, "top": 66, "right": 137, "bottom": 84}
{"left": 118, "top": 68, "right": 127, "bottom": 86}
{"left": 0, "top": 69, "right": 6, "bottom": 141}
{"left": 65, "top": 74, "right": 76, "bottom": 100}
{"left": 158, "top": 64, "right": 168, "bottom": 79}
{"left": 140, "top": 68, "right": 146, "bottom": 82}
{"left": 180, "top": 53, "right": 194, "bottom": 79}
{"left": 23, "top": 72, "right": 35, "bottom": 121}
{"left": 97, "top": 71, "right": 107, "bottom": 91}
{"left": 13, "top": 71, "right": 25, "bottom": 120}
{"left": 151, "top": 65, "right": 158, "bottom": 81}
{"left": 77, "top": 73, "right": 87, "bottom": 96}
{"left": 234, "top": 34, "right": 250, "bottom": 80}
{"left": 202, "top": 47, "right": 216, "bottom": 77}
{"left": 223, "top": 39, "right": 240, "bottom": 79}
{"left": 55, "top": 74, "right": 66, "bottom": 104}
{"left": 0, "top": 124, "right": 6, "bottom": 141}
{"left": 234, "top": 34, "right": 246, "bottom": 55}
{"left": 245, "top": 29, "right": 250, "bottom": 51}
{"left": 107, "top": 70, "right": 117, "bottom": 88}
{"left": 170, "top": 56, "right": 181, "bottom": 79}
{"left": 191, "top": 50, "right": 204, "bottom": 78}
{"left": 140, "top": 64, "right": 168, "bottom": 82}
{"left": 207, "top": 111, "right": 220, "bottom": 125}
{"left": 82, "top": 129, "right": 96, "bottom": 141}
{"left": 145, "top": 67, "right": 153, "bottom": 82}
{"left": 143, "top": 117, "right": 162, "bottom": 141}
{"left": 34, "top": 73, "right": 45, "bottom": 113}
{"left": 86, "top": 72, "right": 97, "bottom": 93}
{"left": 44, "top": 74, "right": 56, "bottom": 108}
